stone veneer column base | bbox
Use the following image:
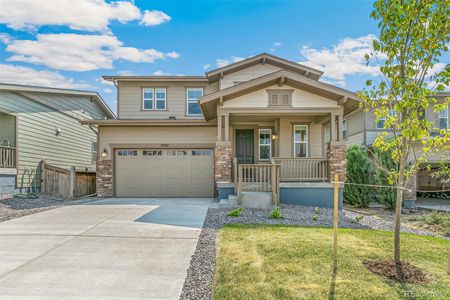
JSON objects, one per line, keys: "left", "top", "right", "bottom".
{"left": 215, "top": 143, "right": 232, "bottom": 184}
{"left": 403, "top": 175, "right": 417, "bottom": 209}
{"left": 327, "top": 142, "right": 347, "bottom": 182}
{"left": 97, "top": 159, "right": 113, "bottom": 197}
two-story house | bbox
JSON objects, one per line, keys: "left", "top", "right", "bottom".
{"left": 345, "top": 92, "right": 449, "bottom": 203}
{"left": 0, "top": 83, "right": 115, "bottom": 198}
{"left": 83, "top": 53, "right": 362, "bottom": 207}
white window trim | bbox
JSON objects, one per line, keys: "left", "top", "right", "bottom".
{"left": 154, "top": 88, "right": 167, "bottom": 111}
{"left": 342, "top": 119, "right": 348, "bottom": 140}
{"left": 376, "top": 109, "right": 396, "bottom": 129}
{"left": 293, "top": 125, "right": 308, "bottom": 157}
{"left": 438, "top": 107, "right": 449, "bottom": 129}
{"left": 258, "top": 129, "right": 272, "bottom": 161}
{"left": 186, "top": 88, "right": 204, "bottom": 116}
{"left": 142, "top": 88, "right": 166, "bottom": 111}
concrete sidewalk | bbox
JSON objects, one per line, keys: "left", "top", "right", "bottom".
{"left": 0, "top": 198, "right": 214, "bottom": 299}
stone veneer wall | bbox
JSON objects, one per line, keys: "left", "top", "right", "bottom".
{"left": 215, "top": 144, "right": 232, "bottom": 183}
{"left": 97, "top": 159, "right": 113, "bottom": 197}
{"left": 327, "top": 142, "right": 347, "bottom": 182}
{"left": 403, "top": 175, "right": 417, "bottom": 208}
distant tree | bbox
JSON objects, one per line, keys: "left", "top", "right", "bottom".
{"left": 359, "top": 0, "right": 450, "bottom": 265}
{"left": 344, "top": 145, "right": 373, "bottom": 207}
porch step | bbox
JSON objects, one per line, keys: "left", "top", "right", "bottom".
{"left": 221, "top": 192, "right": 274, "bottom": 209}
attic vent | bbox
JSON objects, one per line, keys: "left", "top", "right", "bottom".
{"left": 267, "top": 89, "right": 293, "bottom": 107}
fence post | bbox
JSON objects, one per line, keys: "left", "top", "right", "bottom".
{"left": 237, "top": 166, "right": 242, "bottom": 205}
{"left": 39, "top": 159, "right": 46, "bottom": 195}
{"left": 69, "top": 166, "right": 76, "bottom": 199}
{"left": 333, "top": 173, "right": 339, "bottom": 268}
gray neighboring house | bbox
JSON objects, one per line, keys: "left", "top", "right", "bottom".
{"left": 344, "top": 92, "right": 450, "bottom": 205}
{"left": 0, "top": 83, "right": 115, "bottom": 198}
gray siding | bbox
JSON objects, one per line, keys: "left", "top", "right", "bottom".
{"left": 344, "top": 109, "right": 364, "bottom": 145}
{"left": 0, "top": 91, "right": 108, "bottom": 190}
{"left": 118, "top": 81, "right": 217, "bottom": 119}
{"left": 0, "top": 113, "right": 16, "bottom": 146}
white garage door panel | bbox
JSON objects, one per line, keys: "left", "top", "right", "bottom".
{"left": 115, "top": 149, "right": 214, "bottom": 197}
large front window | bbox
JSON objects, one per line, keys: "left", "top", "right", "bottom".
{"left": 186, "top": 88, "right": 203, "bottom": 115}
{"left": 439, "top": 107, "right": 448, "bottom": 129}
{"left": 294, "top": 125, "right": 308, "bottom": 157}
{"left": 259, "top": 129, "right": 271, "bottom": 160}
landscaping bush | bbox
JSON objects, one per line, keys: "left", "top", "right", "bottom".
{"left": 227, "top": 207, "right": 244, "bottom": 217}
{"left": 344, "top": 145, "right": 373, "bottom": 207}
{"left": 269, "top": 207, "right": 282, "bottom": 219}
{"left": 373, "top": 148, "right": 398, "bottom": 209}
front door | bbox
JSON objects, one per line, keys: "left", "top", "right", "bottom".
{"left": 235, "top": 129, "right": 254, "bottom": 165}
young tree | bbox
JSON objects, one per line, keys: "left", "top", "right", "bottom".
{"left": 359, "top": 0, "right": 450, "bottom": 265}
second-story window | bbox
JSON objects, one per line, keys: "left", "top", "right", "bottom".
{"left": 143, "top": 88, "right": 166, "bottom": 110}
{"left": 377, "top": 109, "right": 397, "bottom": 129}
{"left": 187, "top": 88, "right": 203, "bottom": 116}
{"left": 439, "top": 107, "right": 448, "bottom": 129}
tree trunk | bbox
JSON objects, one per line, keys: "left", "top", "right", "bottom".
{"left": 394, "top": 147, "right": 408, "bottom": 265}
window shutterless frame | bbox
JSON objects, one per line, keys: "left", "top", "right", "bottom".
{"left": 438, "top": 106, "right": 448, "bottom": 129}
{"left": 293, "top": 125, "right": 308, "bottom": 157}
{"left": 142, "top": 88, "right": 167, "bottom": 111}
{"left": 186, "top": 88, "right": 204, "bottom": 116}
{"left": 154, "top": 88, "right": 167, "bottom": 110}
{"left": 376, "top": 109, "right": 396, "bottom": 129}
{"left": 258, "top": 129, "right": 272, "bottom": 161}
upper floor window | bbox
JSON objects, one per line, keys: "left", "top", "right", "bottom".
{"left": 186, "top": 88, "right": 203, "bottom": 116}
{"left": 376, "top": 109, "right": 397, "bottom": 129}
{"left": 143, "top": 88, "right": 166, "bottom": 110}
{"left": 259, "top": 129, "right": 271, "bottom": 160}
{"left": 342, "top": 119, "right": 348, "bottom": 140}
{"left": 439, "top": 107, "right": 448, "bottom": 129}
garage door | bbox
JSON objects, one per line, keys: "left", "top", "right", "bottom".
{"left": 115, "top": 149, "right": 214, "bottom": 197}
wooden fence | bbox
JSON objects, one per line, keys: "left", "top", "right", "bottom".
{"left": 0, "top": 145, "right": 16, "bottom": 168}
{"left": 40, "top": 160, "right": 96, "bottom": 199}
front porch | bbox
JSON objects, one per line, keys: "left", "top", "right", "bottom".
{"left": 214, "top": 111, "right": 346, "bottom": 208}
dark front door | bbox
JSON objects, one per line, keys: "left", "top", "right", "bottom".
{"left": 235, "top": 129, "right": 254, "bottom": 165}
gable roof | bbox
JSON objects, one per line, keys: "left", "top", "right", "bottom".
{"left": 205, "top": 53, "right": 323, "bottom": 82}
{"left": 199, "top": 70, "right": 360, "bottom": 120}
{"left": 0, "top": 83, "right": 115, "bottom": 119}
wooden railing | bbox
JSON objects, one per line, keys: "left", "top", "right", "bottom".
{"left": 40, "top": 160, "right": 96, "bottom": 199}
{"left": 0, "top": 145, "right": 16, "bottom": 168}
{"left": 237, "top": 164, "right": 280, "bottom": 205}
{"left": 272, "top": 157, "right": 328, "bottom": 182}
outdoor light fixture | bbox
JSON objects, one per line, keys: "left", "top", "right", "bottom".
{"left": 101, "top": 149, "right": 108, "bottom": 158}
{"left": 272, "top": 132, "right": 278, "bottom": 140}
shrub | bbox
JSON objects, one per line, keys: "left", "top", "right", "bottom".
{"left": 344, "top": 145, "right": 373, "bottom": 207}
{"left": 269, "top": 207, "right": 282, "bottom": 219}
{"left": 373, "top": 148, "right": 398, "bottom": 209}
{"left": 227, "top": 207, "right": 244, "bottom": 217}
{"left": 312, "top": 214, "right": 318, "bottom": 221}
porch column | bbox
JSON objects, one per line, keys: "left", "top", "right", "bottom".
{"left": 327, "top": 141, "right": 346, "bottom": 182}
{"left": 404, "top": 175, "right": 417, "bottom": 209}
{"left": 217, "top": 112, "right": 222, "bottom": 142}
{"left": 337, "top": 114, "right": 344, "bottom": 141}
{"left": 215, "top": 142, "right": 232, "bottom": 184}
{"left": 330, "top": 114, "right": 337, "bottom": 141}
{"left": 224, "top": 113, "right": 230, "bottom": 142}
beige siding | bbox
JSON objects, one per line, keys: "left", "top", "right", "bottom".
{"left": 99, "top": 126, "right": 217, "bottom": 157}
{"left": 117, "top": 81, "right": 209, "bottom": 119}
{"left": 346, "top": 132, "right": 364, "bottom": 145}
{"left": 0, "top": 91, "right": 103, "bottom": 189}
{"left": 345, "top": 109, "right": 364, "bottom": 145}
{"left": 220, "top": 64, "right": 281, "bottom": 89}
{"left": 223, "top": 84, "right": 339, "bottom": 108}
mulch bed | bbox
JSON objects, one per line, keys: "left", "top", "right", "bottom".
{"left": 363, "top": 260, "right": 432, "bottom": 285}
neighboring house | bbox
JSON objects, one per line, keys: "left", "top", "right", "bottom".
{"left": 0, "top": 83, "right": 115, "bottom": 198}
{"left": 83, "top": 53, "right": 360, "bottom": 207}
{"left": 345, "top": 92, "right": 450, "bottom": 203}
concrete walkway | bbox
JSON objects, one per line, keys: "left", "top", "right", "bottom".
{"left": 416, "top": 198, "right": 450, "bottom": 212}
{"left": 0, "top": 198, "right": 215, "bottom": 299}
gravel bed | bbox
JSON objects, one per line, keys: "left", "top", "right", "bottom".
{"left": 180, "top": 205, "right": 449, "bottom": 300}
{"left": 0, "top": 195, "right": 99, "bottom": 222}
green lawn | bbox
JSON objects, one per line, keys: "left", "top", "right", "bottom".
{"left": 214, "top": 226, "right": 450, "bottom": 300}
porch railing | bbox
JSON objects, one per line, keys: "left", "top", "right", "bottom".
{"left": 272, "top": 157, "right": 328, "bottom": 182}
{"left": 0, "top": 145, "right": 16, "bottom": 168}
{"left": 237, "top": 164, "right": 280, "bottom": 205}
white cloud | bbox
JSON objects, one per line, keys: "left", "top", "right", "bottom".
{"left": 273, "top": 42, "right": 282, "bottom": 47}
{"left": 103, "top": 88, "right": 113, "bottom": 94}
{"left": 153, "top": 70, "right": 170, "bottom": 75}
{"left": 216, "top": 56, "right": 244, "bottom": 68}
{"left": 117, "top": 70, "right": 136, "bottom": 76}
{"left": 3, "top": 33, "right": 179, "bottom": 71}
{"left": 140, "top": 10, "right": 171, "bottom": 26}
{"left": 0, "top": 0, "right": 141, "bottom": 32}
{"left": 299, "top": 34, "right": 381, "bottom": 86}
{"left": 203, "top": 64, "right": 211, "bottom": 70}
{"left": 0, "top": 64, "right": 92, "bottom": 89}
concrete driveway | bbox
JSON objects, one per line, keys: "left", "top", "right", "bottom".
{"left": 0, "top": 198, "right": 215, "bottom": 299}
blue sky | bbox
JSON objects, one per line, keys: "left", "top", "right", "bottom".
{"left": 0, "top": 0, "right": 445, "bottom": 113}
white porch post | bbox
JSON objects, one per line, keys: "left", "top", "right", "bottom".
{"left": 224, "top": 113, "right": 230, "bottom": 142}
{"left": 217, "top": 112, "right": 222, "bottom": 142}
{"left": 330, "top": 114, "right": 337, "bottom": 141}
{"left": 337, "top": 114, "right": 343, "bottom": 141}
